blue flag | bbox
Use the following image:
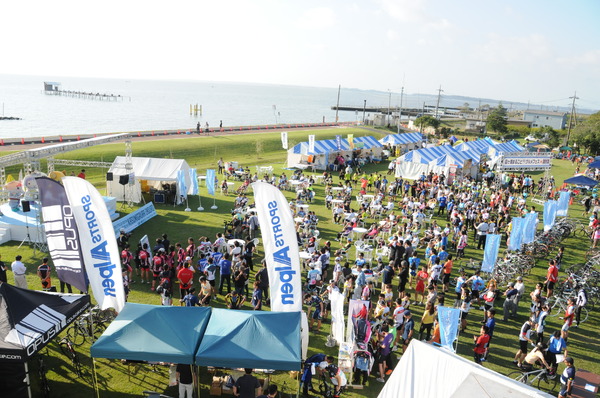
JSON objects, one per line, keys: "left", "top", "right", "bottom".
{"left": 335, "top": 135, "right": 342, "bottom": 151}
{"left": 543, "top": 200, "right": 558, "bottom": 231}
{"left": 522, "top": 212, "right": 538, "bottom": 244}
{"left": 556, "top": 191, "right": 570, "bottom": 216}
{"left": 437, "top": 306, "right": 460, "bottom": 352}
{"left": 177, "top": 169, "right": 187, "bottom": 200}
{"left": 508, "top": 217, "right": 524, "bottom": 251}
{"left": 189, "top": 168, "right": 199, "bottom": 195}
{"left": 482, "top": 234, "right": 501, "bottom": 273}
{"left": 206, "top": 169, "right": 216, "bottom": 196}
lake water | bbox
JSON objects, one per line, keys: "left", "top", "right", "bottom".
{"left": 0, "top": 74, "right": 504, "bottom": 139}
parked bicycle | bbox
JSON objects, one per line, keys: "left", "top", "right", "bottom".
{"left": 36, "top": 352, "right": 51, "bottom": 398}
{"left": 58, "top": 337, "right": 83, "bottom": 377}
{"left": 67, "top": 312, "right": 108, "bottom": 345}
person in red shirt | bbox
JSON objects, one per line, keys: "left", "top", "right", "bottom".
{"left": 545, "top": 259, "right": 559, "bottom": 297}
{"left": 562, "top": 297, "right": 576, "bottom": 339}
{"left": 415, "top": 265, "right": 429, "bottom": 305}
{"left": 151, "top": 250, "right": 165, "bottom": 291}
{"left": 473, "top": 325, "right": 490, "bottom": 365}
{"left": 77, "top": 169, "right": 86, "bottom": 179}
{"left": 177, "top": 261, "right": 195, "bottom": 300}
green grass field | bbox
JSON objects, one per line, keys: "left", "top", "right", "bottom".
{"left": 3, "top": 128, "right": 598, "bottom": 398}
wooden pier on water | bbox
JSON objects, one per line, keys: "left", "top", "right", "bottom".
{"left": 43, "top": 82, "right": 129, "bottom": 101}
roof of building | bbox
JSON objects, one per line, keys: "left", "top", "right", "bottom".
{"left": 522, "top": 110, "right": 567, "bottom": 117}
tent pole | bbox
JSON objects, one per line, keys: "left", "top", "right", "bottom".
{"left": 296, "top": 368, "right": 300, "bottom": 398}
{"left": 24, "top": 361, "right": 32, "bottom": 398}
{"left": 195, "top": 365, "right": 200, "bottom": 398}
{"left": 92, "top": 358, "right": 101, "bottom": 398}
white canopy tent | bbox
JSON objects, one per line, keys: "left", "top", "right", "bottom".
{"left": 107, "top": 157, "right": 191, "bottom": 204}
{"left": 378, "top": 341, "right": 553, "bottom": 398}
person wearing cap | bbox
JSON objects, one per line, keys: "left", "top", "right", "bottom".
{"left": 503, "top": 282, "right": 519, "bottom": 321}
{"left": 320, "top": 356, "right": 346, "bottom": 397}
{"left": 401, "top": 310, "right": 414, "bottom": 353}
{"left": 558, "top": 357, "right": 576, "bottom": 398}
{"left": 177, "top": 261, "right": 195, "bottom": 299}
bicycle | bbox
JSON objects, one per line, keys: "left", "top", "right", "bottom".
{"left": 546, "top": 295, "right": 588, "bottom": 323}
{"left": 508, "top": 366, "right": 557, "bottom": 392}
{"left": 58, "top": 337, "right": 83, "bottom": 377}
{"left": 36, "top": 352, "right": 51, "bottom": 398}
{"left": 318, "top": 373, "right": 345, "bottom": 398}
{"left": 67, "top": 312, "right": 107, "bottom": 345}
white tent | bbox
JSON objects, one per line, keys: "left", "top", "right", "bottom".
{"left": 378, "top": 341, "right": 553, "bottom": 398}
{"left": 107, "top": 157, "right": 191, "bottom": 205}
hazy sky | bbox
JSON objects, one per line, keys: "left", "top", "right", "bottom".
{"left": 3, "top": 0, "right": 599, "bottom": 110}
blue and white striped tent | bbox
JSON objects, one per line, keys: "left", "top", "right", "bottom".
{"left": 493, "top": 140, "right": 525, "bottom": 154}
{"left": 401, "top": 145, "right": 479, "bottom": 168}
{"left": 291, "top": 136, "right": 382, "bottom": 155}
{"left": 454, "top": 139, "right": 495, "bottom": 155}
{"left": 287, "top": 135, "right": 383, "bottom": 170}
{"left": 379, "top": 132, "right": 424, "bottom": 147}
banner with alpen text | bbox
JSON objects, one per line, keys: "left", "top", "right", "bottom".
{"left": 251, "top": 182, "right": 302, "bottom": 312}
{"left": 62, "top": 177, "right": 125, "bottom": 312}
{"left": 36, "top": 177, "right": 88, "bottom": 293}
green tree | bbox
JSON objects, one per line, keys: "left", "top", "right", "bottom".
{"left": 533, "top": 126, "right": 561, "bottom": 148}
{"left": 486, "top": 105, "right": 508, "bottom": 134}
{"left": 572, "top": 111, "right": 600, "bottom": 154}
{"left": 415, "top": 115, "right": 440, "bottom": 132}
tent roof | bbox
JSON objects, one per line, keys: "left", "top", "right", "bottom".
{"left": 587, "top": 160, "right": 600, "bottom": 169}
{"left": 379, "top": 132, "right": 424, "bottom": 146}
{"left": 564, "top": 175, "right": 599, "bottom": 187}
{"left": 378, "top": 340, "right": 553, "bottom": 398}
{"left": 454, "top": 139, "right": 494, "bottom": 155}
{"left": 195, "top": 309, "right": 301, "bottom": 370}
{"left": 108, "top": 156, "right": 191, "bottom": 181}
{"left": 291, "top": 136, "right": 382, "bottom": 155}
{"left": 0, "top": 284, "right": 90, "bottom": 362}
{"left": 91, "top": 303, "right": 210, "bottom": 365}
{"left": 494, "top": 140, "right": 525, "bottom": 154}
{"left": 401, "top": 145, "right": 479, "bottom": 167}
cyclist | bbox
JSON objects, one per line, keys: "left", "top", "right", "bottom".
{"left": 319, "top": 356, "right": 347, "bottom": 398}
{"left": 575, "top": 285, "right": 587, "bottom": 327}
{"left": 519, "top": 343, "right": 551, "bottom": 372}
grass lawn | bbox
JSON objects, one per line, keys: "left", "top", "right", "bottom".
{"left": 4, "top": 128, "right": 598, "bottom": 398}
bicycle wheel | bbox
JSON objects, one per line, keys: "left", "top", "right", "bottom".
{"left": 537, "top": 374, "right": 558, "bottom": 392}
{"left": 578, "top": 307, "right": 589, "bottom": 323}
{"left": 67, "top": 325, "right": 86, "bottom": 346}
{"left": 508, "top": 371, "right": 529, "bottom": 385}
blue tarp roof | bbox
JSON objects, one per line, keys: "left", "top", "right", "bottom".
{"left": 91, "top": 303, "right": 211, "bottom": 365}
{"left": 291, "top": 136, "right": 382, "bottom": 155}
{"left": 379, "top": 132, "right": 424, "bottom": 146}
{"left": 195, "top": 309, "right": 301, "bottom": 370}
{"left": 91, "top": 305, "right": 301, "bottom": 369}
{"left": 588, "top": 160, "right": 600, "bottom": 169}
{"left": 564, "top": 175, "right": 599, "bottom": 187}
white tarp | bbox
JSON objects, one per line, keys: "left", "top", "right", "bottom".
{"left": 107, "top": 156, "right": 191, "bottom": 204}
{"left": 378, "top": 340, "right": 553, "bottom": 398}
{"left": 329, "top": 290, "right": 345, "bottom": 345}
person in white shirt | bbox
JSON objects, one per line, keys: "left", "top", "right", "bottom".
{"left": 11, "top": 255, "right": 27, "bottom": 289}
{"left": 513, "top": 276, "right": 526, "bottom": 316}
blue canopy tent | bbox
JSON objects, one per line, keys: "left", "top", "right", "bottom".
{"left": 564, "top": 175, "right": 599, "bottom": 187}
{"left": 379, "top": 132, "right": 424, "bottom": 149}
{"left": 287, "top": 136, "right": 382, "bottom": 170}
{"left": 90, "top": 303, "right": 211, "bottom": 364}
{"left": 195, "top": 309, "right": 302, "bottom": 371}
{"left": 587, "top": 160, "right": 600, "bottom": 169}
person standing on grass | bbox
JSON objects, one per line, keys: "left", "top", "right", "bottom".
{"left": 11, "top": 255, "right": 27, "bottom": 289}
{"left": 544, "top": 259, "right": 559, "bottom": 297}
{"left": 374, "top": 324, "right": 394, "bottom": 383}
{"left": 442, "top": 254, "right": 453, "bottom": 292}
{"left": 199, "top": 277, "right": 213, "bottom": 306}
{"left": 177, "top": 261, "right": 194, "bottom": 299}
{"left": 473, "top": 325, "right": 490, "bottom": 365}
{"left": 575, "top": 285, "right": 587, "bottom": 327}
{"left": 0, "top": 254, "right": 7, "bottom": 284}
{"left": 514, "top": 318, "right": 534, "bottom": 367}
{"left": 233, "top": 368, "right": 262, "bottom": 398}
{"left": 176, "top": 363, "right": 196, "bottom": 398}
{"left": 558, "top": 357, "right": 576, "bottom": 398}
{"left": 37, "top": 257, "right": 52, "bottom": 291}
{"left": 218, "top": 253, "right": 232, "bottom": 295}
{"left": 502, "top": 282, "right": 519, "bottom": 321}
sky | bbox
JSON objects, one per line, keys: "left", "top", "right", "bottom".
{"left": 2, "top": 0, "right": 600, "bottom": 111}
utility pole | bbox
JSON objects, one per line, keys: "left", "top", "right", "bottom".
{"left": 397, "top": 86, "right": 404, "bottom": 134}
{"left": 387, "top": 90, "right": 392, "bottom": 127}
{"left": 434, "top": 85, "right": 443, "bottom": 119}
{"left": 335, "top": 85, "right": 341, "bottom": 123}
{"left": 362, "top": 100, "right": 367, "bottom": 124}
{"left": 420, "top": 102, "right": 425, "bottom": 134}
{"left": 566, "top": 91, "right": 579, "bottom": 145}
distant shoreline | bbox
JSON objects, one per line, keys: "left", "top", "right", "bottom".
{"left": 0, "top": 122, "right": 356, "bottom": 151}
